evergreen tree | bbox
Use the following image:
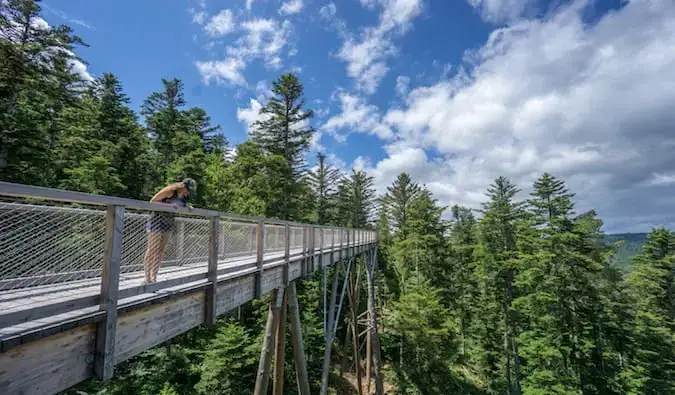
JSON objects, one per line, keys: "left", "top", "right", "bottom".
{"left": 475, "top": 176, "right": 525, "bottom": 394}
{"left": 623, "top": 228, "right": 675, "bottom": 394}
{"left": 142, "top": 78, "right": 186, "bottom": 172}
{"left": 381, "top": 173, "right": 421, "bottom": 239}
{"left": 0, "top": 0, "right": 86, "bottom": 186}
{"left": 335, "top": 169, "right": 375, "bottom": 228}
{"left": 306, "top": 152, "right": 341, "bottom": 224}
{"left": 250, "top": 73, "right": 314, "bottom": 220}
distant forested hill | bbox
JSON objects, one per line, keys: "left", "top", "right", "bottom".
{"left": 604, "top": 233, "right": 648, "bottom": 270}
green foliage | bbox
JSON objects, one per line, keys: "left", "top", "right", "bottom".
{"left": 250, "top": 73, "right": 314, "bottom": 221}
{"left": 195, "top": 320, "right": 259, "bottom": 394}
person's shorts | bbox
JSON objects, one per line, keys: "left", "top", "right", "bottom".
{"left": 146, "top": 213, "right": 175, "bottom": 233}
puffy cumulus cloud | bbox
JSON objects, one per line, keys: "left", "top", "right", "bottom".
{"left": 467, "top": 0, "right": 539, "bottom": 23}
{"left": 204, "top": 9, "right": 235, "bottom": 37}
{"left": 337, "top": 0, "right": 423, "bottom": 94}
{"left": 236, "top": 98, "right": 269, "bottom": 135}
{"left": 195, "top": 18, "right": 293, "bottom": 86}
{"left": 395, "top": 75, "right": 410, "bottom": 97}
{"left": 370, "top": 0, "right": 675, "bottom": 232}
{"left": 195, "top": 58, "right": 246, "bottom": 86}
{"left": 322, "top": 92, "right": 394, "bottom": 142}
{"left": 279, "top": 0, "right": 304, "bottom": 15}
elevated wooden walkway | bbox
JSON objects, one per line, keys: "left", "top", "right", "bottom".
{"left": 0, "top": 182, "right": 376, "bottom": 395}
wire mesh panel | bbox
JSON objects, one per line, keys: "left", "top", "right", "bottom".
{"left": 220, "top": 220, "right": 257, "bottom": 258}
{"left": 0, "top": 199, "right": 107, "bottom": 290}
{"left": 313, "top": 228, "right": 321, "bottom": 250}
{"left": 289, "top": 226, "right": 304, "bottom": 252}
{"left": 264, "top": 224, "right": 286, "bottom": 255}
{"left": 121, "top": 209, "right": 211, "bottom": 278}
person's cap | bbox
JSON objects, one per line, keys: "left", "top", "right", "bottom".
{"left": 183, "top": 178, "right": 197, "bottom": 192}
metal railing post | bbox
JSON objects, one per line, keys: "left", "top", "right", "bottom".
{"left": 94, "top": 205, "right": 124, "bottom": 380}
{"left": 332, "top": 229, "right": 336, "bottom": 261}
{"left": 205, "top": 215, "right": 219, "bottom": 325}
{"left": 255, "top": 220, "right": 265, "bottom": 298}
{"left": 283, "top": 224, "right": 290, "bottom": 286}
{"left": 318, "top": 228, "right": 324, "bottom": 270}
{"left": 177, "top": 221, "right": 185, "bottom": 260}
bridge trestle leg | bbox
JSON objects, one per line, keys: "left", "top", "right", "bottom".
{"left": 288, "top": 282, "right": 311, "bottom": 395}
{"left": 254, "top": 288, "right": 285, "bottom": 395}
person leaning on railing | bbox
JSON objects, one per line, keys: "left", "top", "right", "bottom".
{"left": 143, "top": 178, "right": 197, "bottom": 284}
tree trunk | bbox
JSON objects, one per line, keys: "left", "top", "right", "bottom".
{"left": 273, "top": 292, "right": 287, "bottom": 395}
{"left": 366, "top": 250, "right": 384, "bottom": 395}
{"left": 255, "top": 289, "right": 283, "bottom": 395}
{"left": 288, "top": 282, "right": 311, "bottom": 395}
{"left": 507, "top": 277, "right": 522, "bottom": 394}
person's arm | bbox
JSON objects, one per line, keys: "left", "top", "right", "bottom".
{"left": 150, "top": 182, "right": 183, "bottom": 203}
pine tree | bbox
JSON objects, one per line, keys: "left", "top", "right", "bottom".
{"left": 307, "top": 152, "right": 341, "bottom": 224}
{"left": 250, "top": 73, "right": 314, "bottom": 220}
{"left": 336, "top": 169, "right": 375, "bottom": 228}
{"left": 448, "top": 205, "right": 478, "bottom": 359}
{"left": 476, "top": 176, "right": 525, "bottom": 394}
{"left": 0, "top": 0, "right": 86, "bottom": 186}
{"left": 142, "top": 78, "right": 186, "bottom": 172}
{"left": 94, "top": 73, "right": 153, "bottom": 199}
{"left": 623, "top": 228, "right": 675, "bottom": 394}
{"left": 381, "top": 173, "right": 421, "bottom": 239}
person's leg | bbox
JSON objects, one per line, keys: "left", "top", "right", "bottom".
{"left": 143, "top": 230, "right": 163, "bottom": 283}
{"left": 150, "top": 232, "right": 168, "bottom": 282}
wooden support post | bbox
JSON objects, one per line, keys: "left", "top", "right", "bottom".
{"left": 320, "top": 259, "right": 342, "bottom": 395}
{"left": 283, "top": 224, "right": 290, "bottom": 286}
{"left": 288, "top": 282, "right": 311, "bottom": 395}
{"left": 255, "top": 220, "right": 265, "bottom": 298}
{"left": 205, "top": 216, "right": 219, "bottom": 325}
{"left": 273, "top": 291, "right": 287, "bottom": 395}
{"left": 255, "top": 288, "right": 285, "bottom": 395}
{"left": 94, "top": 205, "right": 124, "bottom": 380}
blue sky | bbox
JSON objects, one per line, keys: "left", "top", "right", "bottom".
{"left": 39, "top": 0, "right": 675, "bottom": 232}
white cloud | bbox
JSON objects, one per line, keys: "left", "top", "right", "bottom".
{"left": 319, "top": 2, "right": 337, "bottom": 19}
{"left": 337, "top": 0, "right": 423, "bottom": 94}
{"left": 204, "top": 9, "right": 235, "bottom": 37}
{"left": 395, "top": 75, "right": 410, "bottom": 97}
{"left": 369, "top": 0, "right": 675, "bottom": 232}
{"left": 194, "top": 58, "right": 246, "bottom": 86}
{"left": 467, "top": 0, "right": 538, "bottom": 24}
{"left": 192, "top": 11, "right": 207, "bottom": 25}
{"left": 246, "top": 0, "right": 255, "bottom": 11}
{"left": 644, "top": 173, "right": 675, "bottom": 187}
{"left": 236, "top": 98, "right": 270, "bottom": 135}
{"left": 322, "top": 92, "right": 394, "bottom": 141}
{"left": 279, "top": 0, "right": 304, "bottom": 15}
{"left": 195, "top": 18, "right": 293, "bottom": 86}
